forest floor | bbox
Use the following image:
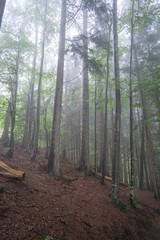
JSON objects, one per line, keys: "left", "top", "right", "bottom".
{"left": 0, "top": 147, "right": 160, "bottom": 240}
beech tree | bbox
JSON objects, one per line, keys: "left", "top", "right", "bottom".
{"left": 31, "top": 0, "right": 48, "bottom": 161}
{"left": 101, "top": 13, "right": 112, "bottom": 184}
{"left": 22, "top": 26, "right": 38, "bottom": 151}
{"left": 0, "top": 102, "right": 10, "bottom": 146}
{"left": 48, "top": 0, "right": 67, "bottom": 178}
{"left": 129, "top": 0, "right": 135, "bottom": 207}
{"left": 79, "top": 6, "right": 90, "bottom": 174}
{"left": 6, "top": 36, "right": 21, "bottom": 158}
{"left": 110, "top": 0, "right": 121, "bottom": 202}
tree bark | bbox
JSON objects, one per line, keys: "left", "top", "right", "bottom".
{"left": 0, "top": 102, "right": 10, "bottom": 147}
{"left": 6, "top": 41, "right": 20, "bottom": 158}
{"left": 21, "top": 95, "right": 30, "bottom": 148}
{"left": 63, "top": 70, "right": 69, "bottom": 161}
{"left": 129, "top": 0, "right": 135, "bottom": 206}
{"left": 0, "top": 161, "right": 24, "bottom": 179}
{"left": 43, "top": 96, "right": 52, "bottom": 158}
{"left": 0, "top": 0, "right": 6, "bottom": 27}
{"left": 94, "top": 76, "right": 97, "bottom": 175}
{"left": 25, "top": 26, "right": 38, "bottom": 152}
{"left": 110, "top": 0, "right": 121, "bottom": 203}
{"left": 31, "top": 1, "right": 47, "bottom": 161}
{"left": 48, "top": 0, "right": 67, "bottom": 178}
{"left": 101, "top": 24, "right": 111, "bottom": 184}
{"left": 139, "top": 120, "right": 145, "bottom": 190}
{"left": 79, "top": 7, "right": 90, "bottom": 174}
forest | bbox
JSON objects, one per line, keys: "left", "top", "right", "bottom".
{"left": 0, "top": 0, "right": 160, "bottom": 239}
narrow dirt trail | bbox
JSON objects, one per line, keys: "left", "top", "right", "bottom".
{"left": 0, "top": 148, "right": 160, "bottom": 240}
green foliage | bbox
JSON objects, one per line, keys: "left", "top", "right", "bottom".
{"left": 119, "top": 46, "right": 128, "bottom": 58}
{"left": 45, "top": 236, "right": 53, "bottom": 240}
{"left": 28, "top": 226, "right": 33, "bottom": 231}
{"left": 11, "top": 223, "right": 19, "bottom": 228}
{"left": 0, "top": 97, "right": 9, "bottom": 129}
{"left": 62, "top": 177, "right": 77, "bottom": 185}
{"left": 126, "top": 187, "right": 141, "bottom": 209}
{"left": 131, "top": 196, "right": 141, "bottom": 209}
{"left": 0, "top": 186, "right": 4, "bottom": 192}
{"left": 111, "top": 198, "right": 128, "bottom": 213}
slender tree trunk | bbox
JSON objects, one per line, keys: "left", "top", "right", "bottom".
{"left": 79, "top": 7, "right": 90, "bottom": 174}
{"left": 21, "top": 95, "right": 30, "bottom": 148}
{"left": 0, "top": 102, "right": 10, "bottom": 146}
{"left": 0, "top": 0, "right": 6, "bottom": 27}
{"left": 144, "top": 148, "right": 150, "bottom": 190}
{"left": 139, "top": 120, "right": 145, "bottom": 189}
{"left": 133, "top": 128, "right": 140, "bottom": 182}
{"left": 77, "top": 108, "right": 81, "bottom": 163}
{"left": 48, "top": 0, "right": 67, "bottom": 178}
{"left": 31, "top": 1, "right": 47, "bottom": 161}
{"left": 110, "top": 0, "right": 121, "bottom": 203}
{"left": 98, "top": 108, "right": 104, "bottom": 172}
{"left": 6, "top": 43, "right": 20, "bottom": 158}
{"left": 122, "top": 135, "right": 128, "bottom": 184}
{"left": 109, "top": 90, "right": 114, "bottom": 176}
{"left": 129, "top": 0, "right": 135, "bottom": 206}
{"left": 155, "top": 93, "right": 160, "bottom": 142}
{"left": 127, "top": 142, "right": 131, "bottom": 184}
{"left": 64, "top": 74, "right": 69, "bottom": 161}
{"left": 43, "top": 96, "right": 52, "bottom": 158}
{"left": 94, "top": 76, "right": 97, "bottom": 175}
{"left": 44, "top": 109, "right": 49, "bottom": 157}
{"left": 26, "top": 26, "right": 38, "bottom": 152}
{"left": 101, "top": 24, "right": 111, "bottom": 184}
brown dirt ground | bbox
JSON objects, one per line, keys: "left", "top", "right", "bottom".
{"left": 0, "top": 147, "right": 160, "bottom": 240}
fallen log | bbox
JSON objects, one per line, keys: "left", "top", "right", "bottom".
{"left": 0, "top": 161, "right": 25, "bottom": 180}
{"left": 96, "top": 172, "right": 128, "bottom": 187}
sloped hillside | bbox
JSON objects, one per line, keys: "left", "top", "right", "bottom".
{"left": 0, "top": 148, "right": 160, "bottom": 240}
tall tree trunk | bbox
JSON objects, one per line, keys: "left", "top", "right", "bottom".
{"left": 79, "top": 7, "right": 90, "bottom": 174}
{"left": 127, "top": 141, "right": 131, "bottom": 184}
{"left": 43, "top": 96, "right": 52, "bottom": 158}
{"left": 144, "top": 148, "right": 150, "bottom": 190}
{"left": 133, "top": 126, "right": 140, "bottom": 183}
{"left": 6, "top": 42, "right": 20, "bottom": 158}
{"left": 77, "top": 108, "right": 81, "bottom": 163}
{"left": 110, "top": 0, "right": 121, "bottom": 203}
{"left": 63, "top": 71, "right": 69, "bottom": 161}
{"left": 129, "top": 0, "right": 135, "bottom": 206}
{"left": 98, "top": 108, "right": 104, "bottom": 172}
{"left": 26, "top": 26, "right": 38, "bottom": 152}
{"left": 154, "top": 93, "right": 160, "bottom": 142}
{"left": 122, "top": 134, "right": 128, "bottom": 184}
{"left": 31, "top": 1, "right": 47, "bottom": 161}
{"left": 94, "top": 76, "right": 97, "bottom": 175}
{"left": 0, "top": 102, "right": 10, "bottom": 146}
{"left": 21, "top": 95, "right": 30, "bottom": 148}
{"left": 48, "top": 0, "right": 67, "bottom": 178}
{"left": 109, "top": 90, "right": 114, "bottom": 176}
{"left": 139, "top": 120, "right": 145, "bottom": 190}
{"left": 101, "top": 24, "right": 111, "bottom": 184}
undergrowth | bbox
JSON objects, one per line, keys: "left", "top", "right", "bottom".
{"left": 111, "top": 198, "right": 128, "bottom": 213}
{"left": 0, "top": 185, "right": 4, "bottom": 192}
